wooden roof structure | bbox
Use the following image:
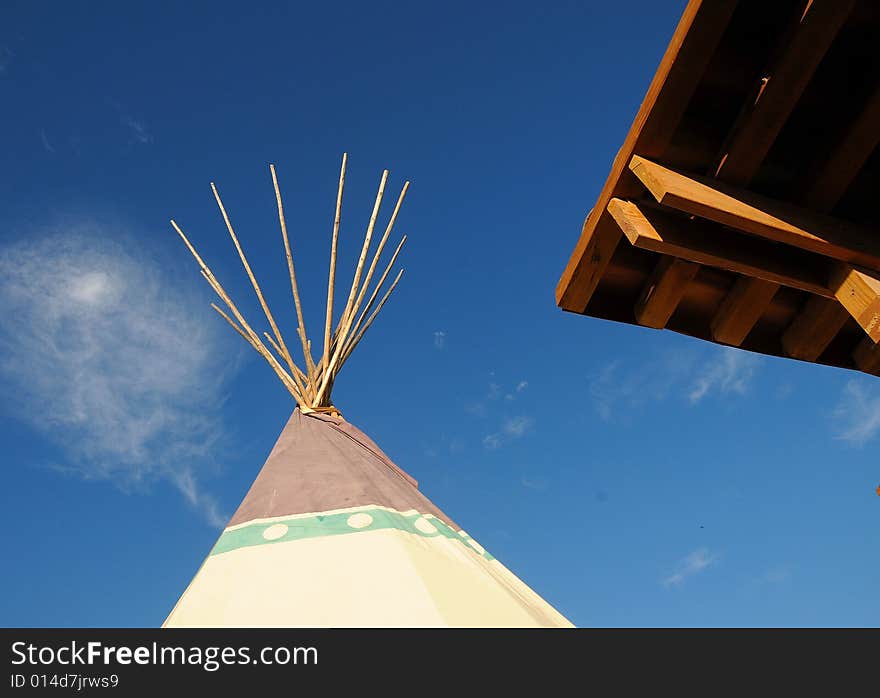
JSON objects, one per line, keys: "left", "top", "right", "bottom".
{"left": 556, "top": 0, "right": 880, "bottom": 377}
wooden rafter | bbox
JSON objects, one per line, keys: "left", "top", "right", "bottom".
{"left": 555, "top": 0, "right": 737, "bottom": 313}
{"left": 606, "top": 198, "right": 833, "bottom": 298}
{"left": 712, "top": 0, "right": 856, "bottom": 185}
{"left": 796, "top": 83, "right": 880, "bottom": 367}
{"left": 831, "top": 265, "right": 880, "bottom": 343}
{"left": 802, "top": 83, "right": 880, "bottom": 212}
{"left": 710, "top": 277, "right": 780, "bottom": 347}
{"left": 614, "top": 0, "right": 853, "bottom": 340}
{"left": 629, "top": 156, "right": 880, "bottom": 269}
{"left": 629, "top": 155, "right": 880, "bottom": 345}
{"left": 694, "top": 1, "right": 855, "bottom": 348}
{"left": 781, "top": 295, "right": 850, "bottom": 362}
{"left": 634, "top": 255, "right": 700, "bottom": 329}
{"left": 853, "top": 337, "right": 880, "bottom": 376}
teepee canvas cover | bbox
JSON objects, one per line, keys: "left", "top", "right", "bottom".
{"left": 164, "top": 156, "right": 571, "bottom": 627}
{"left": 165, "top": 410, "right": 571, "bottom": 627}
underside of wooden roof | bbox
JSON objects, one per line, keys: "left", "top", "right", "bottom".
{"left": 556, "top": 0, "right": 880, "bottom": 377}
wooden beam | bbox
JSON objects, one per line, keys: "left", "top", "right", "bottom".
{"left": 695, "top": 1, "right": 854, "bottom": 356}
{"left": 713, "top": 0, "right": 855, "bottom": 185}
{"left": 629, "top": 155, "right": 880, "bottom": 270}
{"left": 557, "top": 210, "right": 623, "bottom": 315}
{"left": 803, "top": 83, "right": 880, "bottom": 213}
{"left": 634, "top": 255, "right": 700, "bottom": 329}
{"left": 556, "top": 0, "right": 737, "bottom": 312}
{"left": 607, "top": 198, "right": 833, "bottom": 298}
{"left": 781, "top": 296, "right": 850, "bottom": 361}
{"left": 831, "top": 265, "right": 880, "bottom": 343}
{"left": 796, "top": 82, "right": 880, "bottom": 369}
{"left": 853, "top": 336, "right": 880, "bottom": 376}
{"left": 698, "top": 1, "right": 855, "bottom": 359}
{"left": 710, "top": 277, "right": 780, "bottom": 347}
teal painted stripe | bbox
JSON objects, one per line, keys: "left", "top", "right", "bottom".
{"left": 210, "top": 508, "right": 494, "bottom": 561}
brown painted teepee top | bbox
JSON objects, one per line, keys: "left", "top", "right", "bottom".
{"left": 229, "top": 410, "right": 456, "bottom": 528}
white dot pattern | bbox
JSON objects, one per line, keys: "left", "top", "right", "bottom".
{"left": 414, "top": 517, "right": 438, "bottom": 534}
{"left": 262, "top": 523, "right": 288, "bottom": 541}
{"left": 346, "top": 512, "right": 374, "bottom": 529}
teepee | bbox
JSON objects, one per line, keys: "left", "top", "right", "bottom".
{"left": 164, "top": 155, "right": 572, "bottom": 627}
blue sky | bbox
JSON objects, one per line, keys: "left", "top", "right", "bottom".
{"left": 1, "top": 0, "right": 877, "bottom": 628}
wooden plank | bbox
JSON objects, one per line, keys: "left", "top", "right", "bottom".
{"left": 557, "top": 210, "right": 624, "bottom": 315}
{"left": 781, "top": 296, "right": 850, "bottom": 361}
{"left": 710, "top": 277, "right": 780, "bottom": 346}
{"left": 634, "top": 255, "right": 700, "bottom": 329}
{"left": 853, "top": 336, "right": 880, "bottom": 375}
{"left": 713, "top": 0, "right": 856, "bottom": 185}
{"left": 803, "top": 84, "right": 880, "bottom": 213}
{"left": 796, "top": 82, "right": 880, "bottom": 368}
{"left": 607, "top": 198, "right": 833, "bottom": 297}
{"left": 556, "top": 0, "right": 738, "bottom": 312}
{"left": 831, "top": 264, "right": 880, "bottom": 343}
{"left": 629, "top": 155, "right": 880, "bottom": 270}
{"left": 692, "top": 1, "right": 853, "bottom": 355}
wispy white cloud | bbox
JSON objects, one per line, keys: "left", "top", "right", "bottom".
{"left": 0, "top": 46, "right": 13, "bottom": 73}
{"left": 482, "top": 433, "right": 502, "bottom": 450}
{"left": 590, "top": 346, "right": 760, "bottom": 421}
{"left": 483, "top": 415, "right": 534, "bottom": 450}
{"left": 589, "top": 354, "right": 692, "bottom": 422}
{"left": 465, "top": 402, "right": 488, "bottom": 417}
{"left": 833, "top": 379, "right": 880, "bottom": 445}
{"left": 505, "top": 380, "right": 529, "bottom": 401}
{"left": 40, "top": 130, "right": 55, "bottom": 153}
{"left": 520, "top": 475, "right": 547, "bottom": 491}
{"left": 0, "top": 226, "right": 236, "bottom": 527}
{"left": 466, "top": 382, "right": 498, "bottom": 416}
{"left": 688, "top": 347, "right": 758, "bottom": 404}
{"left": 422, "top": 434, "right": 464, "bottom": 459}
{"left": 122, "top": 115, "right": 152, "bottom": 145}
{"left": 108, "top": 99, "right": 153, "bottom": 146}
{"left": 471, "top": 375, "right": 535, "bottom": 448}
{"left": 467, "top": 377, "right": 529, "bottom": 414}
{"left": 503, "top": 415, "right": 533, "bottom": 438}
{"left": 663, "top": 547, "right": 718, "bottom": 587}
{"left": 775, "top": 382, "right": 793, "bottom": 400}
{"left": 433, "top": 330, "right": 446, "bottom": 350}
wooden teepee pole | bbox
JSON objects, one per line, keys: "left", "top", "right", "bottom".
{"left": 211, "top": 183, "right": 302, "bottom": 384}
{"left": 173, "top": 153, "right": 409, "bottom": 414}
{"left": 346, "top": 181, "right": 409, "bottom": 329}
{"left": 336, "top": 169, "right": 388, "bottom": 345}
{"left": 314, "top": 170, "right": 389, "bottom": 405}
{"left": 211, "top": 304, "right": 304, "bottom": 403}
{"left": 263, "top": 332, "right": 309, "bottom": 386}
{"left": 199, "top": 271, "right": 308, "bottom": 403}
{"left": 270, "top": 164, "right": 317, "bottom": 401}
{"left": 171, "top": 219, "right": 307, "bottom": 406}
{"left": 340, "top": 268, "right": 404, "bottom": 367}
{"left": 322, "top": 153, "right": 347, "bottom": 377}
{"left": 344, "top": 234, "right": 406, "bottom": 354}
